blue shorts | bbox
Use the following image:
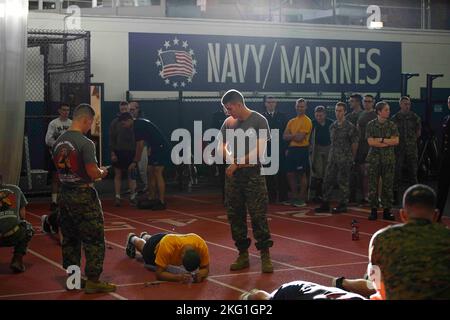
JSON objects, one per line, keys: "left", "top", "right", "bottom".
{"left": 286, "top": 147, "right": 310, "bottom": 173}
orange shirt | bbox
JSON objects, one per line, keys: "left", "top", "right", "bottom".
{"left": 155, "top": 233, "right": 209, "bottom": 269}
{"left": 285, "top": 115, "right": 313, "bottom": 147}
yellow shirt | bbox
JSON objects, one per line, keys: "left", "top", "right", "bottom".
{"left": 285, "top": 115, "right": 313, "bottom": 147}
{"left": 155, "top": 233, "right": 209, "bottom": 269}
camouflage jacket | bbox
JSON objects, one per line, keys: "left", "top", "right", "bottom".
{"left": 370, "top": 219, "right": 450, "bottom": 300}
{"left": 391, "top": 111, "right": 421, "bottom": 150}
{"left": 328, "top": 120, "right": 359, "bottom": 162}
{"left": 366, "top": 119, "right": 399, "bottom": 162}
{"left": 345, "top": 110, "right": 363, "bottom": 127}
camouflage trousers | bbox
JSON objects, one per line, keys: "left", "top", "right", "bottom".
{"left": 225, "top": 167, "right": 273, "bottom": 252}
{"left": 394, "top": 147, "right": 418, "bottom": 191}
{"left": 59, "top": 186, "right": 105, "bottom": 278}
{"left": 322, "top": 160, "right": 352, "bottom": 205}
{"left": 0, "top": 220, "right": 34, "bottom": 256}
{"left": 368, "top": 156, "right": 395, "bottom": 209}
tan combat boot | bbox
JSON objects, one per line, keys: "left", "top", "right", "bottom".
{"left": 84, "top": 280, "right": 117, "bottom": 294}
{"left": 230, "top": 251, "right": 250, "bottom": 271}
{"left": 260, "top": 249, "right": 273, "bottom": 273}
{"left": 10, "top": 254, "right": 25, "bottom": 273}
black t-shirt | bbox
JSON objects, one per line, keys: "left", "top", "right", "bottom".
{"left": 133, "top": 118, "right": 170, "bottom": 154}
{"left": 270, "top": 281, "right": 366, "bottom": 300}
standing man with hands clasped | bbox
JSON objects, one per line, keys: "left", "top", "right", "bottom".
{"left": 219, "top": 89, "right": 274, "bottom": 274}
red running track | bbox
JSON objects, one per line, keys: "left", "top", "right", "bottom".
{"left": 1, "top": 193, "right": 448, "bottom": 300}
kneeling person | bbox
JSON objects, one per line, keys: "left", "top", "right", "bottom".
{"left": 0, "top": 174, "right": 34, "bottom": 273}
{"left": 126, "top": 232, "right": 209, "bottom": 283}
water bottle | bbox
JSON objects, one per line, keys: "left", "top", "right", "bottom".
{"left": 351, "top": 219, "right": 359, "bottom": 241}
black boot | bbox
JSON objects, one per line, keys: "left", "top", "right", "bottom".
{"left": 368, "top": 208, "right": 378, "bottom": 220}
{"left": 332, "top": 203, "right": 347, "bottom": 214}
{"left": 383, "top": 208, "right": 395, "bottom": 221}
{"left": 315, "top": 202, "right": 330, "bottom": 213}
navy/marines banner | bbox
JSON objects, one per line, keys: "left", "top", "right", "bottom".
{"left": 129, "top": 32, "right": 401, "bottom": 92}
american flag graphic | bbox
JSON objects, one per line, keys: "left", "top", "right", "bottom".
{"left": 159, "top": 50, "right": 194, "bottom": 78}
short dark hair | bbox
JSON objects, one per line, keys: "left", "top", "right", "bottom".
{"left": 403, "top": 184, "right": 436, "bottom": 209}
{"left": 119, "top": 101, "right": 129, "bottom": 107}
{"left": 399, "top": 96, "right": 411, "bottom": 103}
{"left": 60, "top": 103, "right": 70, "bottom": 109}
{"left": 73, "top": 104, "right": 95, "bottom": 120}
{"left": 375, "top": 101, "right": 388, "bottom": 114}
{"left": 335, "top": 102, "right": 346, "bottom": 110}
{"left": 182, "top": 249, "right": 201, "bottom": 272}
{"left": 364, "top": 94, "right": 374, "bottom": 100}
{"left": 118, "top": 112, "right": 133, "bottom": 122}
{"left": 221, "top": 89, "right": 244, "bottom": 106}
{"left": 314, "top": 105, "right": 326, "bottom": 113}
{"left": 350, "top": 93, "right": 362, "bottom": 100}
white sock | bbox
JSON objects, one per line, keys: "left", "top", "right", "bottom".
{"left": 130, "top": 193, "right": 137, "bottom": 200}
{"left": 130, "top": 236, "right": 138, "bottom": 245}
{"left": 51, "top": 193, "right": 57, "bottom": 203}
{"left": 115, "top": 194, "right": 121, "bottom": 199}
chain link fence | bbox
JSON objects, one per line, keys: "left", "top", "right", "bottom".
{"left": 23, "top": 29, "right": 91, "bottom": 193}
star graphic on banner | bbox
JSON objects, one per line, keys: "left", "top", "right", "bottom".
{"left": 189, "top": 49, "right": 194, "bottom": 55}
{"left": 180, "top": 82, "right": 186, "bottom": 87}
{"left": 173, "top": 82, "right": 178, "bottom": 88}
{"left": 165, "top": 78, "right": 170, "bottom": 85}
{"left": 164, "top": 41, "right": 171, "bottom": 49}
{"left": 156, "top": 60, "right": 161, "bottom": 66}
{"left": 182, "top": 41, "right": 188, "bottom": 48}
{"left": 192, "top": 69, "right": 197, "bottom": 76}
{"left": 158, "top": 48, "right": 163, "bottom": 55}
{"left": 173, "top": 37, "right": 179, "bottom": 45}
{"left": 192, "top": 59, "right": 197, "bottom": 66}
{"left": 187, "top": 77, "right": 192, "bottom": 83}
{"left": 159, "top": 71, "right": 164, "bottom": 78}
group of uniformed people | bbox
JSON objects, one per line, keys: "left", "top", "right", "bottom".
{"left": 262, "top": 93, "right": 441, "bottom": 221}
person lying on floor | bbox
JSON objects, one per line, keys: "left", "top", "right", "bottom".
{"left": 332, "top": 184, "right": 450, "bottom": 300}
{"left": 240, "top": 280, "right": 366, "bottom": 300}
{"left": 125, "top": 232, "right": 209, "bottom": 283}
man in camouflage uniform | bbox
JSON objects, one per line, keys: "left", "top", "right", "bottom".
{"left": 315, "top": 102, "right": 359, "bottom": 214}
{"left": 366, "top": 101, "right": 399, "bottom": 220}
{"left": 332, "top": 184, "right": 450, "bottom": 299}
{"left": 0, "top": 173, "right": 34, "bottom": 273}
{"left": 53, "top": 104, "right": 115, "bottom": 293}
{"left": 346, "top": 93, "right": 364, "bottom": 203}
{"left": 369, "top": 184, "right": 450, "bottom": 299}
{"left": 219, "top": 90, "right": 274, "bottom": 273}
{"left": 355, "top": 94, "right": 378, "bottom": 205}
{"left": 391, "top": 96, "right": 421, "bottom": 204}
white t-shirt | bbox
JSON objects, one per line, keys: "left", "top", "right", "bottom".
{"left": 45, "top": 118, "right": 72, "bottom": 147}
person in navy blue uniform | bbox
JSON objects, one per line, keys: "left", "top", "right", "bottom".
{"left": 262, "top": 96, "right": 288, "bottom": 203}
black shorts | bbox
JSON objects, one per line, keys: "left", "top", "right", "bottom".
{"left": 112, "top": 150, "right": 135, "bottom": 170}
{"left": 286, "top": 147, "right": 310, "bottom": 173}
{"left": 148, "top": 151, "right": 170, "bottom": 167}
{"left": 142, "top": 233, "right": 168, "bottom": 266}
